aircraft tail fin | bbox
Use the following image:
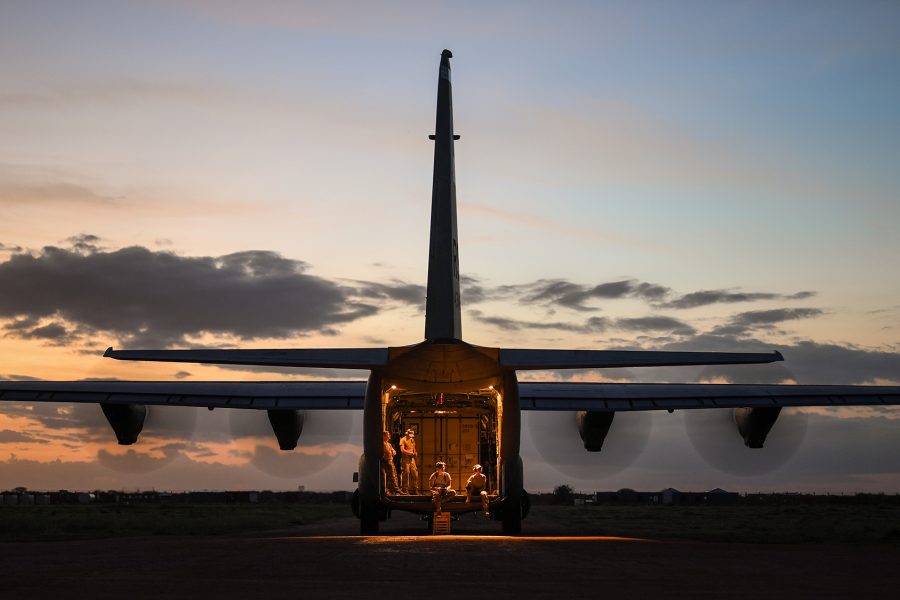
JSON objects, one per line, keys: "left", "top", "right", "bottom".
{"left": 424, "top": 49, "right": 462, "bottom": 343}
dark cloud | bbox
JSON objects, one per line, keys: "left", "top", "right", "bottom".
{"left": 730, "top": 308, "right": 824, "bottom": 327}
{"left": 664, "top": 290, "right": 780, "bottom": 309}
{"left": 5, "top": 402, "right": 109, "bottom": 439}
{"left": 631, "top": 282, "right": 671, "bottom": 302}
{"left": 468, "top": 310, "right": 608, "bottom": 333}
{"left": 469, "top": 310, "right": 695, "bottom": 337}
{"left": 589, "top": 280, "right": 636, "bottom": 299}
{"left": 779, "top": 341, "right": 900, "bottom": 385}
{"left": 460, "top": 275, "right": 488, "bottom": 305}
{"left": 661, "top": 290, "right": 818, "bottom": 309}
{"left": 0, "top": 430, "right": 39, "bottom": 443}
{"left": 0, "top": 374, "right": 42, "bottom": 381}
{"left": 710, "top": 308, "right": 824, "bottom": 337}
{"left": 512, "top": 278, "right": 670, "bottom": 312}
{"left": 65, "top": 234, "right": 103, "bottom": 254}
{"left": 654, "top": 335, "right": 900, "bottom": 385}
{"left": 0, "top": 243, "right": 395, "bottom": 347}
{"left": 615, "top": 316, "right": 696, "bottom": 336}
{"left": 585, "top": 316, "right": 610, "bottom": 332}
{"left": 5, "top": 322, "right": 72, "bottom": 342}
{"left": 95, "top": 447, "right": 178, "bottom": 473}
{"left": 696, "top": 363, "right": 800, "bottom": 384}
{"left": 173, "top": 371, "right": 192, "bottom": 380}
{"left": 518, "top": 331, "right": 900, "bottom": 387}
{"left": 352, "top": 280, "right": 424, "bottom": 306}
{"left": 0, "top": 242, "right": 24, "bottom": 253}
{"left": 3, "top": 316, "right": 40, "bottom": 332}
{"left": 787, "top": 291, "right": 816, "bottom": 300}
{"left": 486, "top": 277, "right": 812, "bottom": 313}
{"left": 523, "top": 279, "right": 603, "bottom": 311}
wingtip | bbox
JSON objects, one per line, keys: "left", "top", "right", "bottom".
{"left": 774, "top": 350, "right": 784, "bottom": 362}
{"left": 103, "top": 346, "right": 114, "bottom": 358}
{"left": 441, "top": 49, "right": 453, "bottom": 59}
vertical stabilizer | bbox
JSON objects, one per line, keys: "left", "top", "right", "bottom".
{"left": 425, "top": 49, "right": 462, "bottom": 342}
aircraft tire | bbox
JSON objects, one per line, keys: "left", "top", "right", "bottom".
{"left": 360, "top": 501, "right": 380, "bottom": 534}
{"left": 501, "top": 506, "right": 521, "bottom": 534}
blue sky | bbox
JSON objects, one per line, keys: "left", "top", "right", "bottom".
{"left": 1, "top": 1, "right": 899, "bottom": 493}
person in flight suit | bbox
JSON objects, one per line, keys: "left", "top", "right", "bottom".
{"left": 429, "top": 461, "right": 456, "bottom": 514}
{"left": 399, "top": 429, "right": 419, "bottom": 494}
{"left": 465, "top": 464, "right": 490, "bottom": 516}
{"left": 381, "top": 431, "right": 400, "bottom": 495}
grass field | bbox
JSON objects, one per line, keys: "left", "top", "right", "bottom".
{"left": 534, "top": 504, "right": 900, "bottom": 544}
{"left": 2, "top": 502, "right": 899, "bottom": 543}
{"left": 0, "top": 503, "right": 349, "bottom": 542}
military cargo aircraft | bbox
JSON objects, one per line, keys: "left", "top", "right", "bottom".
{"left": 3, "top": 50, "right": 900, "bottom": 534}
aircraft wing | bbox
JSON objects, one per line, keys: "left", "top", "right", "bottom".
{"left": 0, "top": 380, "right": 366, "bottom": 410}
{"left": 499, "top": 349, "right": 782, "bottom": 370}
{"left": 103, "top": 347, "right": 389, "bottom": 369}
{"left": 518, "top": 382, "right": 900, "bottom": 411}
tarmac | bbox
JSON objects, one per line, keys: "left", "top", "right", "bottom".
{"left": 2, "top": 510, "right": 898, "bottom": 598}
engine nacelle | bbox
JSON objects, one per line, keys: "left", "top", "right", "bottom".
{"left": 267, "top": 409, "right": 305, "bottom": 450}
{"left": 733, "top": 406, "right": 781, "bottom": 448}
{"left": 100, "top": 403, "right": 147, "bottom": 445}
{"left": 576, "top": 410, "right": 615, "bottom": 452}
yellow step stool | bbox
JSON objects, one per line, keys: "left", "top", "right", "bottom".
{"left": 432, "top": 511, "right": 451, "bottom": 535}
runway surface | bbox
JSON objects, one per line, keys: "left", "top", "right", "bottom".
{"left": 2, "top": 511, "right": 898, "bottom": 598}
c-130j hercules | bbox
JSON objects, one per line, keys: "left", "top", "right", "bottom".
{"left": 3, "top": 50, "right": 900, "bottom": 534}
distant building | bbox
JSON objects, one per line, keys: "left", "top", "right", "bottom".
{"left": 661, "top": 488, "right": 679, "bottom": 505}
{"left": 593, "top": 487, "right": 739, "bottom": 506}
{"left": 705, "top": 488, "right": 739, "bottom": 505}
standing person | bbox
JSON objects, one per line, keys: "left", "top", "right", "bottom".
{"left": 465, "top": 464, "right": 490, "bottom": 516}
{"left": 399, "top": 428, "right": 419, "bottom": 494}
{"left": 429, "top": 461, "right": 456, "bottom": 513}
{"left": 381, "top": 431, "right": 400, "bottom": 495}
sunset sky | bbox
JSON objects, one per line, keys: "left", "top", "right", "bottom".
{"left": 1, "top": 1, "right": 899, "bottom": 494}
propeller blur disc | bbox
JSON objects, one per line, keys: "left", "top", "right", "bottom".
{"left": 685, "top": 363, "right": 808, "bottom": 476}
{"left": 64, "top": 358, "right": 200, "bottom": 473}
{"left": 526, "top": 410, "right": 653, "bottom": 480}
{"left": 228, "top": 408, "right": 355, "bottom": 479}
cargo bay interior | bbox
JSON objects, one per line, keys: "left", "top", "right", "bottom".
{"left": 386, "top": 389, "right": 498, "bottom": 495}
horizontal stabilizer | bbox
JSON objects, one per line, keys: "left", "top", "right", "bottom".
{"left": 499, "top": 349, "right": 783, "bottom": 370}
{"left": 0, "top": 380, "right": 366, "bottom": 410}
{"left": 104, "top": 347, "right": 389, "bottom": 369}
{"left": 518, "top": 382, "right": 900, "bottom": 411}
